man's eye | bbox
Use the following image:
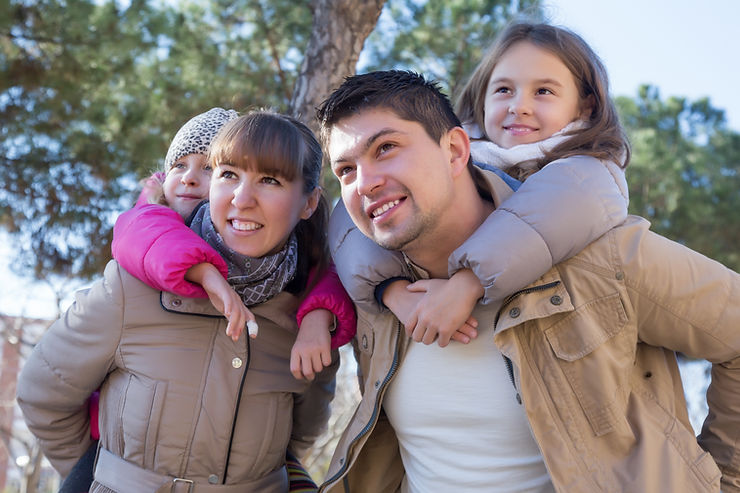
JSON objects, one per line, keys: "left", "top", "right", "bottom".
{"left": 377, "top": 142, "right": 395, "bottom": 155}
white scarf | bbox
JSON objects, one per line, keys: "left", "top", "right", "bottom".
{"left": 464, "top": 121, "right": 586, "bottom": 172}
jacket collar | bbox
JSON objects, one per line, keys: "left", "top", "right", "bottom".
{"left": 160, "top": 291, "right": 223, "bottom": 318}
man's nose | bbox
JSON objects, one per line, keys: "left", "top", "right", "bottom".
{"left": 356, "top": 164, "right": 384, "bottom": 196}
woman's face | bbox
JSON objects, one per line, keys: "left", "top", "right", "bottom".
{"left": 208, "top": 163, "right": 317, "bottom": 257}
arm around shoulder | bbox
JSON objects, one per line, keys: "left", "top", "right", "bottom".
{"left": 450, "top": 156, "right": 629, "bottom": 304}
{"left": 112, "top": 204, "right": 228, "bottom": 297}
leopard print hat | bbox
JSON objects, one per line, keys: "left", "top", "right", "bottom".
{"left": 163, "top": 107, "right": 239, "bottom": 171}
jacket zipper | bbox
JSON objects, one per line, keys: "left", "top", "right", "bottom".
{"left": 222, "top": 330, "right": 251, "bottom": 482}
{"left": 320, "top": 321, "right": 403, "bottom": 491}
{"left": 494, "top": 280, "right": 561, "bottom": 403}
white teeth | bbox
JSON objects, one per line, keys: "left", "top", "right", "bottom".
{"left": 231, "top": 220, "right": 262, "bottom": 231}
{"left": 372, "top": 199, "right": 400, "bottom": 218}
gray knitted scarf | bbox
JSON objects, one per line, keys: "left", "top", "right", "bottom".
{"left": 189, "top": 203, "right": 298, "bottom": 306}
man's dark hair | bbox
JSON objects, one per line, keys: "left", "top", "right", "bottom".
{"left": 316, "top": 70, "right": 461, "bottom": 148}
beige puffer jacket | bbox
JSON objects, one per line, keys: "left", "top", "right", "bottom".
{"left": 321, "top": 171, "right": 740, "bottom": 493}
{"left": 17, "top": 260, "right": 337, "bottom": 493}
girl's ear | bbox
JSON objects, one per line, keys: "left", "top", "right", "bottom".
{"left": 446, "top": 126, "right": 471, "bottom": 178}
{"left": 580, "top": 95, "right": 596, "bottom": 120}
{"left": 300, "top": 187, "right": 321, "bottom": 220}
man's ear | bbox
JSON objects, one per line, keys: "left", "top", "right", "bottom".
{"left": 301, "top": 187, "right": 321, "bottom": 220}
{"left": 446, "top": 126, "right": 471, "bottom": 178}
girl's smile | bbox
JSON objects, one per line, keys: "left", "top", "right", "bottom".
{"left": 484, "top": 41, "right": 589, "bottom": 148}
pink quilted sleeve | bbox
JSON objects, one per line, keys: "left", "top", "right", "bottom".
{"left": 111, "top": 204, "right": 228, "bottom": 297}
{"left": 296, "top": 264, "right": 357, "bottom": 349}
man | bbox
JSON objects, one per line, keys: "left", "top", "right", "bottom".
{"left": 316, "top": 71, "right": 740, "bottom": 493}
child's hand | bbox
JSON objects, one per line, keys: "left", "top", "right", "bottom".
{"left": 291, "top": 309, "right": 333, "bottom": 381}
{"left": 381, "top": 276, "right": 480, "bottom": 347}
{"left": 405, "top": 269, "right": 484, "bottom": 347}
{"left": 186, "top": 263, "right": 256, "bottom": 342}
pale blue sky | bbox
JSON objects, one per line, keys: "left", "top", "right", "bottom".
{"left": 543, "top": 0, "right": 740, "bottom": 130}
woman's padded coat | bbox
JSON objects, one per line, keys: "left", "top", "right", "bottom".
{"left": 16, "top": 260, "right": 337, "bottom": 491}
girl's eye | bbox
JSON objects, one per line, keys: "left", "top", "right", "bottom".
{"left": 536, "top": 88, "right": 554, "bottom": 95}
{"left": 219, "top": 169, "right": 236, "bottom": 179}
{"left": 261, "top": 176, "right": 281, "bottom": 185}
{"left": 172, "top": 162, "right": 186, "bottom": 170}
{"left": 494, "top": 86, "right": 511, "bottom": 94}
{"left": 203, "top": 163, "right": 213, "bottom": 172}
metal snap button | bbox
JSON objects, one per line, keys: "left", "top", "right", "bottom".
{"left": 550, "top": 295, "right": 563, "bottom": 306}
{"left": 509, "top": 307, "right": 521, "bottom": 318}
{"left": 171, "top": 298, "right": 182, "bottom": 307}
{"left": 231, "top": 357, "right": 243, "bottom": 369}
{"left": 615, "top": 271, "right": 625, "bottom": 280}
{"left": 208, "top": 474, "right": 219, "bottom": 484}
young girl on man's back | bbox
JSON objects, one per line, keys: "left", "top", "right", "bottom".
{"left": 330, "top": 22, "right": 629, "bottom": 345}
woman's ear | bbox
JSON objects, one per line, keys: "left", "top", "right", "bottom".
{"left": 446, "top": 126, "right": 471, "bottom": 178}
{"left": 300, "top": 187, "right": 321, "bottom": 220}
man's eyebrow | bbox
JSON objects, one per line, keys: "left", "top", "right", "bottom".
{"left": 333, "top": 128, "right": 402, "bottom": 164}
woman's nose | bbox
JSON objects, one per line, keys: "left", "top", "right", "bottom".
{"left": 232, "top": 182, "right": 257, "bottom": 208}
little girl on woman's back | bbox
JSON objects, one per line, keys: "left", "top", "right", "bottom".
{"left": 330, "top": 22, "right": 629, "bottom": 345}
{"left": 113, "top": 107, "right": 355, "bottom": 378}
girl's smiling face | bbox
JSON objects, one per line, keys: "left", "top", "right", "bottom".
{"left": 162, "top": 153, "right": 211, "bottom": 218}
{"left": 484, "top": 41, "right": 589, "bottom": 149}
{"left": 208, "top": 163, "right": 317, "bottom": 258}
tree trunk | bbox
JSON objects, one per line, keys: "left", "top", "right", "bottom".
{"left": 290, "top": 0, "right": 386, "bottom": 131}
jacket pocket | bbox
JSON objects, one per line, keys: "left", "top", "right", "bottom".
{"left": 119, "top": 372, "right": 168, "bottom": 468}
{"left": 544, "top": 292, "right": 634, "bottom": 436}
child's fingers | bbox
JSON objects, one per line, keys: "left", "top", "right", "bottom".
{"left": 320, "top": 348, "right": 333, "bottom": 367}
{"left": 450, "top": 331, "right": 472, "bottom": 345}
{"left": 302, "top": 356, "right": 316, "bottom": 382}
{"left": 290, "top": 352, "right": 304, "bottom": 380}
{"left": 458, "top": 321, "right": 478, "bottom": 339}
{"left": 421, "top": 326, "right": 438, "bottom": 346}
{"left": 405, "top": 280, "right": 430, "bottom": 293}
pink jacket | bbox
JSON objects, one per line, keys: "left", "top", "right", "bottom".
{"left": 111, "top": 203, "right": 356, "bottom": 349}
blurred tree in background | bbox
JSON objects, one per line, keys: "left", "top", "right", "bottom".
{"left": 0, "top": 0, "right": 546, "bottom": 283}
{"left": 618, "top": 85, "right": 740, "bottom": 271}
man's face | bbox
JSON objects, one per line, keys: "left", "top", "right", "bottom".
{"left": 328, "top": 108, "right": 456, "bottom": 252}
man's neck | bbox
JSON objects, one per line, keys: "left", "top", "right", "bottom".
{"left": 403, "top": 179, "right": 495, "bottom": 278}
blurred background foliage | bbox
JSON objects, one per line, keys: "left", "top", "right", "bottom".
{"left": 1, "top": 0, "right": 737, "bottom": 281}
